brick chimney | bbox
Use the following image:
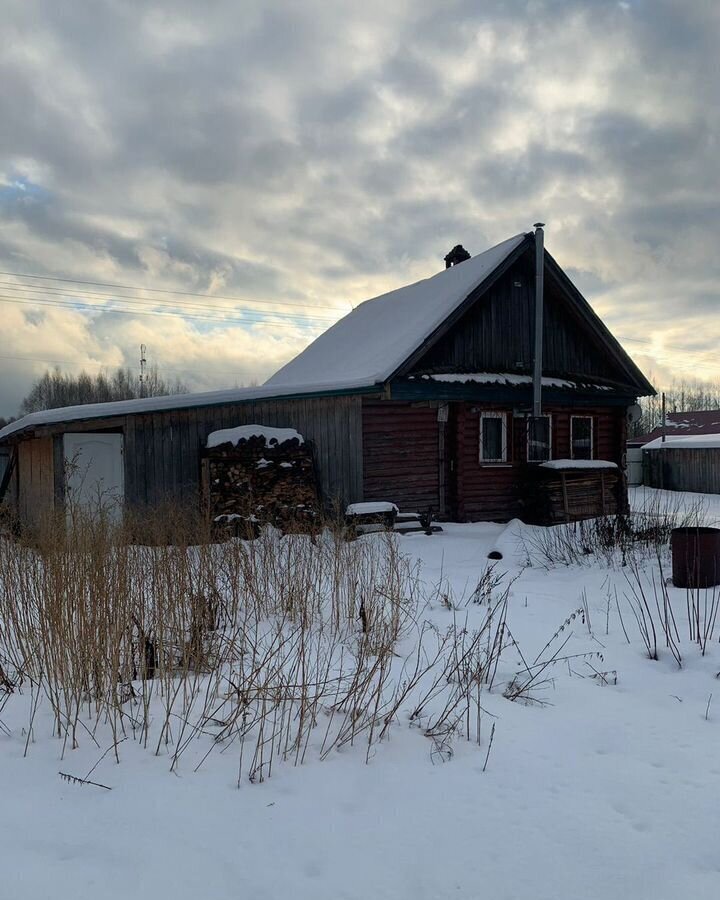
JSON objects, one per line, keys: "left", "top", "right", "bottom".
{"left": 444, "top": 244, "right": 471, "bottom": 268}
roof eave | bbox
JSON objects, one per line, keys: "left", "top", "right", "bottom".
{"left": 0, "top": 383, "right": 384, "bottom": 445}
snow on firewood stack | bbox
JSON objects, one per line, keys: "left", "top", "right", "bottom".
{"left": 204, "top": 425, "right": 320, "bottom": 532}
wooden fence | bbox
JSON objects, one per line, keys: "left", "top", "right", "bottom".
{"left": 644, "top": 448, "right": 720, "bottom": 494}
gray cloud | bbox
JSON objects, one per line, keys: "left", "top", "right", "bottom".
{"left": 0, "top": 0, "right": 718, "bottom": 416}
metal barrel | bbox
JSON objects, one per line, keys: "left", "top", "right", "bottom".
{"left": 671, "top": 526, "right": 720, "bottom": 589}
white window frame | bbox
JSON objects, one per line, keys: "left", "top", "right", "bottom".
{"left": 570, "top": 415, "right": 594, "bottom": 460}
{"left": 527, "top": 414, "right": 552, "bottom": 463}
{"left": 479, "top": 412, "right": 508, "bottom": 463}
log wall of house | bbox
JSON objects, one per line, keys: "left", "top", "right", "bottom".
{"left": 362, "top": 401, "right": 442, "bottom": 512}
{"left": 454, "top": 405, "right": 518, "bottom": 521}
{"left": 455, "top": 404, "right": 627, "bottom": 521}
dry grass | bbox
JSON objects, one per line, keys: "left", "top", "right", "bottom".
{"left": 0, "top": 505, "right": 522, "bottom": 782}
{"left": 521, "top": 491, "right": 708, "bottom": 570}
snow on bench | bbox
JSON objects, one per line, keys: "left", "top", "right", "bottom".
{"left": 346, "top": 502, "right": 399, "bottom": 516}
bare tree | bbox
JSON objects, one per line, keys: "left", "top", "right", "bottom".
{"left": 19, "top": 366, "right": 188, "bottom": 415}
{"left": 631, "top": 376, "right": 720, "bottom": 437}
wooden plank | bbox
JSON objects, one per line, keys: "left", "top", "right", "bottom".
{"left": 178, "top": 411, "right": 192, "bottom": 494}
{"left": 140, "top": 415, "right": 152, "bottom": 507}
{"left": 124, "top": 416, "right": 136, "bottom": 506}
{"left": 52, "top": 435, "right": 65, "bottom": 513}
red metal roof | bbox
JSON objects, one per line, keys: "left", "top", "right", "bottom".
{"left": 628, "top": 410, "right": 720, "bottom": 446}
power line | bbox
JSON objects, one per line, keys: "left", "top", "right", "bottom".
{"left": 0, "top": 268, "right": 349, "bottom": 315}
{"left": 0, "top": 283, "right": 338, "bottom": 325}
{"left": 0, "top": 279, "right": 340, "bottom": 322}
{"left": 0, "top": 293, "right": 331, "bottom": 329}
{"left": 0, "top": 351, "right": 254, "bottom": 380}
{"left": 619, "top": 334, "right": 718, "bottom": 359}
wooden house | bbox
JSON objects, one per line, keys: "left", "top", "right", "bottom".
{"left": 0, "top": 231, "right": 654, "bottom": 527}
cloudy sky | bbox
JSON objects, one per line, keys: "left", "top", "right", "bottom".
{"left": 0, "top": 0, "right": 717, "bottom": 416}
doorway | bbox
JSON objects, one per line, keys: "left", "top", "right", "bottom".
{"left": 63, "top": 433, "right": 125, "bottom": 523}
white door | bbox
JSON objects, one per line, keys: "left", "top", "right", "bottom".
{"left": 63, "top": 433, "right": 124, "bottom": 523}
{"left": 627, "top": 447, "right": 643, "bottom": 486}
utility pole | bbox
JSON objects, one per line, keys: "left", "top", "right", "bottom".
{"left": 532, "top": 223, "right": 545, "bottom": 419}
{"left": 661, "top": 392, "right": 666, "bottom": 442}
{"left": 139, "top": 344, "right": 147, "bottom": 398}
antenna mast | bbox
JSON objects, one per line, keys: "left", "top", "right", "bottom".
{"left": 139, "top": 344, "right": 147, "bottom": 398}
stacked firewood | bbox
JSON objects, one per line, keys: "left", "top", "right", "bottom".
{"left": 521, "top": 467, "right": 622, "bottom": 525}
{"left": 206, "top": 434, "right": 320, "bottom": 531}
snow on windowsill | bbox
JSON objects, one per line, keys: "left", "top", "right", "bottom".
{"left": 540, "top": 459, "right": 618, "bottom": 470}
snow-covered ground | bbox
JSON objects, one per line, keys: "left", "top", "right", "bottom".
{"left": 630, "top": 484, "right": 720, "bottom": 525}
{"left": 3, "top": 492, "right": 720, "bottom": 899}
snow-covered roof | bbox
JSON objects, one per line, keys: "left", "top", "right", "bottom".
{"left": 206, "top": 425, "right": 304, "bottom": 449}
{"left": 643, "top": 433, "right": 720, "bottom": 450}
{"left": 0, "top": 380, "right": 369, "bottom": 443}
{"left": 628, "top": 411, "right": 720, "bottom": 446}
{"left": 266, "top": 234, "right": 527, "bottom": 389}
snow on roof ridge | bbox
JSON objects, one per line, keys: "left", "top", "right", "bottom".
{"left": 419, "top": 372, "right": 609, "bottom": 389}
{"left": 265, "top": 233, "right": 527, "bottom": 390}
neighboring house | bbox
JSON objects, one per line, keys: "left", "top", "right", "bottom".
{"left": 0, "top": 231, "right": 654, "bottom": 527}
{"left": 628, "top": 410, "right": 720, "bottom": 448}
{"left": 627, "top": 411, "right": 720, "bottom": 487}
{"left": 641, "top": 433, "right": 720, "bottom": 495}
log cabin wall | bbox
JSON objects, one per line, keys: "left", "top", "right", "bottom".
{"left": 362, "top": 399, "right": 628, "bottom": 522}
{"left": 362, "top": 401, "right": 443, "bottom": 513}
{"left": 453, "top": 403, "right": 627, "bottom": 522}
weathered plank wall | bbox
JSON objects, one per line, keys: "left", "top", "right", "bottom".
{"left": 644, "top": 448, "right": 720, "bottom": 494}
{"left": 362, "top": 401, "right": 442, "bottom": 512}
{"left": 51, "top": 395, "right": 364, "bottom": 509}
{"left": 17, "top": 437, "right": 54, "bottom": 526}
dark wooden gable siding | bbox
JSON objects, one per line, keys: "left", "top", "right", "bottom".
{"left": 407, "top": 254, "right": 626, "bottom": 385}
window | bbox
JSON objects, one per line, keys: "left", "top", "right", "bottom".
{"left": 571, "top": 416, "right": 594, "bottom": 460}
{"left": 527, "top": 415, "right": 552, "bottom": 462}
{"left": 479, "top": 412, "right": 508, "bottom": 463}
